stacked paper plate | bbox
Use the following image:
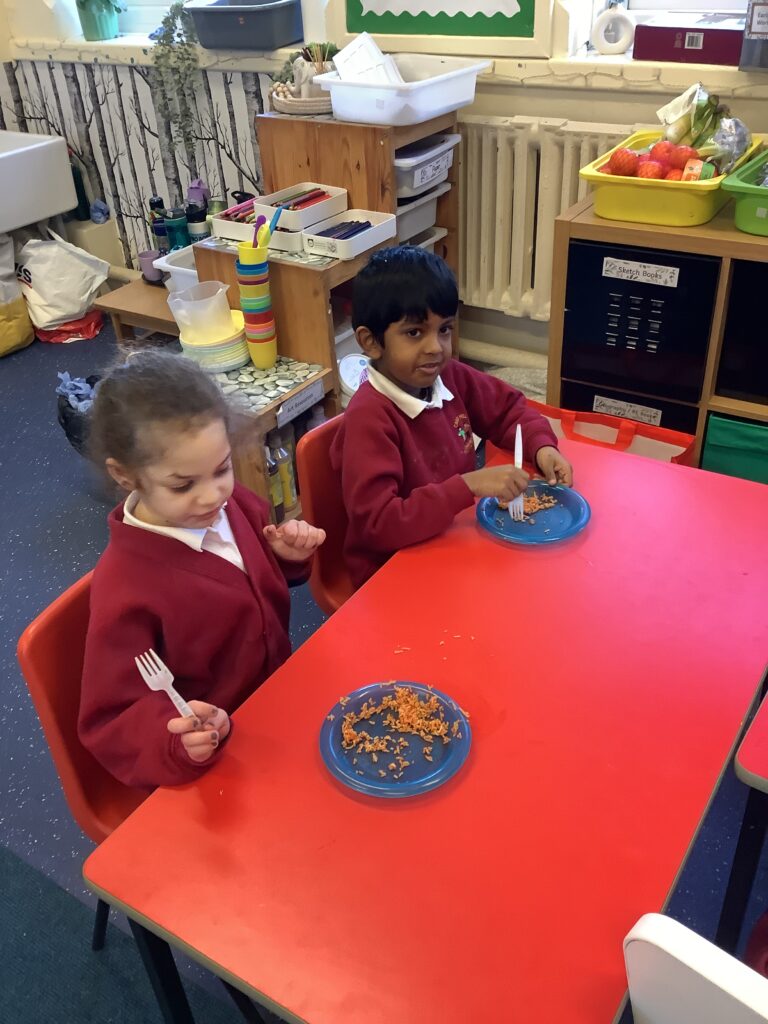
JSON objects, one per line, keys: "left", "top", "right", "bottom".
{"left": 179, "top": 310, "right": 249, "bottom": 372}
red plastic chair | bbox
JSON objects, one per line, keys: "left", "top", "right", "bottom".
{"left": 295, "top": 415, "right": 354, "bottom": 615}
{"left": 17, "top": 571, "right": 147, "bottom": 949}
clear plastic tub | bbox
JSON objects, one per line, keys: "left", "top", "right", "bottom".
{"left": 394, "top": 133, "right": 461, "bottom": 198}
{"left": 314, "top": 54, "right": 490, "bottom": 127}
{"left": 396, "top": 181, "right": 450, "bottom": 241}
{"left": 153, "top": 245, "right": 199, "bottom": 292}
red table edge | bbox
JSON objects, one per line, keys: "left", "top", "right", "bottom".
{"left": 736, "top": 671, "right": 768, "bottom": 794}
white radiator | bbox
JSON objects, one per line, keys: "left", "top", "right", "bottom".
{"left": 459, "top": 116, "right": 636, "bottom": 322}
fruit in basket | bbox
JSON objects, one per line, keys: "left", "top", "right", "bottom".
{"left": 665, "top": 169, "right": 684, "bottom": 181}
{"left": 650, "top": 141, "right": 677, "bottom": 166}
{"left": 669, "top": 145, "right": 699, "bottom": 170}
{"left": 637, "top": 161, "right": 666, "bottom": 180}
{"left": 608, "top": 148, "right": 640, "bottom": 177}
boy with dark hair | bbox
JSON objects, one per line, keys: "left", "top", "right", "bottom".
{"left": 330, "top": 246, "right": 572, "bottom": 589}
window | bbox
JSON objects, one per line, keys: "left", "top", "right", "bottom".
{"left": 118, "top": 1, "right": 172, "bottom": 35}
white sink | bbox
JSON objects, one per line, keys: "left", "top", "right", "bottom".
{"left": 0, "top": 130, "right": 77, "bottom": 233}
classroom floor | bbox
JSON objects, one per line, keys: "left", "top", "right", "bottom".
{"left": 0, "top": 328, "right": 766, "bottom": 1020}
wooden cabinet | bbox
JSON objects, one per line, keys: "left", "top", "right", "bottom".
{"left": 548, "top": 197, "right": 768, "bottom": 463}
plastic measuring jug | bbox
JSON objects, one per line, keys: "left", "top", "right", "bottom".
{"left": 167, "top": 281, "right": 233, "bottom": 344}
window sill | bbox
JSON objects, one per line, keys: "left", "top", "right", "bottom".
{"left": 9, "top": 32, "right": 295, "bottom": 71}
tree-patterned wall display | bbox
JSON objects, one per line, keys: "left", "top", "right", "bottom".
{"left": 0, "top": 59, "right": 272, "bottom": 268}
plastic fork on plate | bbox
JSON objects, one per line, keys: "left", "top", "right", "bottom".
{"left": 509, "top": 424, "right": 525, "bottom": 522}
{"left": 134, "top": 648, "right": 195, "bottom": 718}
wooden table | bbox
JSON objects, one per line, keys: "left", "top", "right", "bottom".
{"left": 83, "top": 441, "right": 768, "bottom": 1024}
{"left": 95, "top": 279, "right": 179, "bottom": 344}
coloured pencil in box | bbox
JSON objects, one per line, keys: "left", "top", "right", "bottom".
{"left": 317, "top": 220, "right": 372, "bottom": 240}
{"left": 270, "top": 187, "right": 331, "bottom": 211}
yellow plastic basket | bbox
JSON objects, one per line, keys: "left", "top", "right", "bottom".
{"left": 580, "top": 130, "right": 762, "bottom": 227}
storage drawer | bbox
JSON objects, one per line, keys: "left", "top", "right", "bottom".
{"left": 560, "top": 380, "right": 699, "bottom": 433}
{"left": 701, "top": 414, "right": 768, "bottom": 484}
{"left": 561, "top": 240, "right": 719, "bottom": 403}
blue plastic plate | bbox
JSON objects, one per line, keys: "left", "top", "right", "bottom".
{"left": 476, "top": 480, "right": 590, "bottom": 546}
{"left": 319, "top": 682, "right": 471, "bottom": 799}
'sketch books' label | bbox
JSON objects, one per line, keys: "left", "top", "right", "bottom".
{"left": 602, "top": 258, "right": 679, "bottom": 289}
{"left": 592, "top": 395, "right": 663, "bottom": 427}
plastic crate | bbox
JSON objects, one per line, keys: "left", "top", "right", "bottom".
{"left": 314, "top": 54, "right": 490, "bottom": 127}
{"left": 396, "top": 181, "right": 450, "bottom": 242}
{"left": 701, "top": 414, "right": 768, "bottom": 485}
{"left": 580, "top": 130, "right": 762, "bottom": 226}
{"left": 153, "top": 245, "right": 199, "bottom": 292}
{"left": 186, "top": 0, "right": 303, "bottom": 50}
{"left": 394, "top": 132, "right": 461, "bottom": 198}
{"left": 722, "top": 146, "right": 768, "bottom": 236}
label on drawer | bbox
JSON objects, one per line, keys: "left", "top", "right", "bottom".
{"left": 602, "top": 257, "right": 679, "bottom": 289}
{"left": 276, "top": 378, "right": 324, "bottom": 427}
{"left": 415, "top": 153, "right": 451, "bottom": 189}
{"left": 592, "top": 394, "right": 662, "bottom": 426}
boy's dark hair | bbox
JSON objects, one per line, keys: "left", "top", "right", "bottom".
{"left": 89, "top": 350, "right": 231, "bottom": 470}
{"left": 352, "top": 246, "right": 458, "bottom": 343}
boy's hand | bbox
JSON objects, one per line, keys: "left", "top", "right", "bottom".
{"left": 536, "top": 446, "right": 573, "bottom": 487}
{"left": 263, "top": 519, "right": 326, "bottom": 562}
{"left": 167, "top": 700, "right": 230, "bottom": 765}
{"left": 463, "top": 465, "right": 529, "bottom": 500}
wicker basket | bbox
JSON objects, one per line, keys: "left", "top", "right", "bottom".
{"left": 270, "top": 94, "right": 333, "bottom": 116}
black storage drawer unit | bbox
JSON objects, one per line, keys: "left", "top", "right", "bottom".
{"left": 561, "top": 240, "right": 720, "bottom": 404}
{"left": 560, "top": 380, "right": 699, "bottom": 433}
{"left": 715, "top": 260, "right": 768, "bottom": 406}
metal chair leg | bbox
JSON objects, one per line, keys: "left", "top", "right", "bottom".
{"left": 128, "top": 919, "right": 196, "bottom": 1024}
{"left": 91, "top": 897, "right": 110, "bottom": 951}
{"left": 221, "top": 979, "right": 272, "bottom": 1023}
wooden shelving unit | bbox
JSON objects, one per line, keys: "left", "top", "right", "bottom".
{"left": 548, "top": 196, "right": 768, "bottom": 463}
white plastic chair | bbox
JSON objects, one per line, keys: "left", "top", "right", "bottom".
{"left": 625, "top": 914, "right": 768, "bottom": 1024}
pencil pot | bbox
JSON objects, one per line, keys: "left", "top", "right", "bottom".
{"left": 247, "top": 338, "right": 278, "bottom": 370}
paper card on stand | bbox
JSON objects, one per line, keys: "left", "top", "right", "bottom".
{"left": 332, "top": 32, "right": 404, "bottom": 83}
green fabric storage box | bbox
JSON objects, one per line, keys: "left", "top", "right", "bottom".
{"left": 702, "top": 414, "right": 768, "bottom": 484}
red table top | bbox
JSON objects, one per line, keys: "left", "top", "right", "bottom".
{"left": 84, "top": 441, "right": 768, "bottom": 1024}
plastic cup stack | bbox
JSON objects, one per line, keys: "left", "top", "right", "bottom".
{"left": 237, "top": 241, "right": 277, "bottom": 370}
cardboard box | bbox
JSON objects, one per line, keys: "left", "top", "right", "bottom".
{"left": 633, "top": 14, "right": 746, "bottom": 66}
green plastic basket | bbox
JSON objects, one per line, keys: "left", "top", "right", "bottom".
{"left": 701, "top": 414, "right": 768, "bottom": 485}
{"left": 722, "top": 147, "right": 768, "bottom": 237}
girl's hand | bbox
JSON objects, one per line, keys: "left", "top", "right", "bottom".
{"left": 167, "top": 700, "right": 231, "bottom": 764}
{"left": 263, "top": 519, "right": 326, "bottom": 562}
{"left": 536, "top": 446, "right": 573, "bottom": 487}
{"left": 463, "top": 464, "right": 529, "bottom": 500}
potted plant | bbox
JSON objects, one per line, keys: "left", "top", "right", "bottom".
{"left": 76, "top": 0, "right": 124, "bottom": 42}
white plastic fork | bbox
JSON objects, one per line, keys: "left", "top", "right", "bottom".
{"left": 509, "top": 424, "right": 525, "bottom": 522}
{"left": 135, "top": 648, "right": 195, "bottom": 718}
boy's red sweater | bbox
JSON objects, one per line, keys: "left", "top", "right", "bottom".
{"left": 78, "top": 483, "right": 307, "bottom": 790}
{"left": 329, "top": 359, "right": 558, "bottom": 588}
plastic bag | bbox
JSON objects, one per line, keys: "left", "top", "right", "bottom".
{"left": 0, "top": 233, "right": 34, "bottom": 357}
{"left": 656, "top": 83, "right": 751, "bottom": 174}
{"left": 36, "top": 310, "right": 103, "bottom": 344}
{"left": 18, "top": 231, "right": 109, "bottom": 330}
{"left": 56, "top": 373, "right": 100, "bottom": 456}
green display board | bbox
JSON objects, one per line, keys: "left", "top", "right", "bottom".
{"left": 346, "top": 0, "right": 535, "bottom": 39}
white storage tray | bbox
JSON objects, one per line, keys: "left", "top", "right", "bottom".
{"left": 314, "top": 54, "right": 490, "bottom": 127}
{"left": 153, "top": 245, "right": 199, "bottom": 292}
{"left": 396, "top": 181, "right": 450, "bottom": 242}
{"left": 394, "top": 132, "right": 461, "bottom": 198}
{"left": 404, "top": 225, "right": 448, "bottom": 255}
{"left": 210, "top": 213, "right": 305, "bottom": 251}
{"left": 251, "top": 182, "right": 348, "bottom": 232}
{"left": 303, "top": 209, "right": 396, "bottom": 260}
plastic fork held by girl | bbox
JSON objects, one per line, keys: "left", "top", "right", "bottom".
{"left": 135, "top": 649, "right": 195, "bottom": 718}
{"left": 509, "top": 425, "right": 525, "bottom": 522}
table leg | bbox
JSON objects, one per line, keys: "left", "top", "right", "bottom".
{"left": 128, "top": 919, "right": 196, "bottom": 1024}
{"left": 110, "top": 312, "right": 135, "bottom": 346}
{"left": 715, "top": 787, "right": 768, "bottom": 953}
